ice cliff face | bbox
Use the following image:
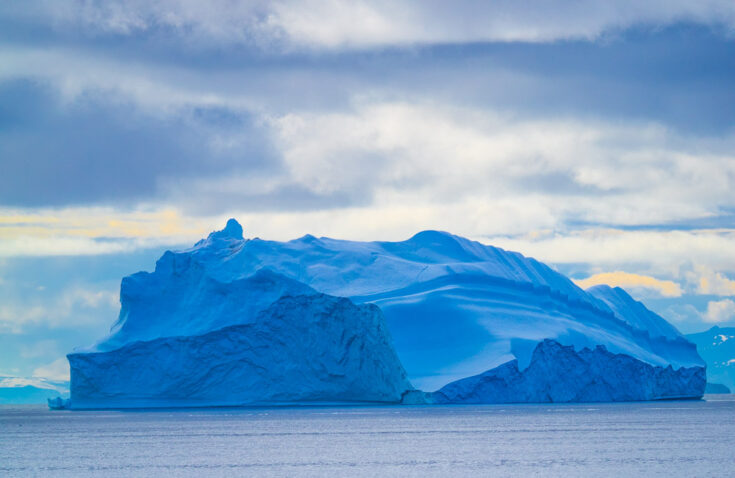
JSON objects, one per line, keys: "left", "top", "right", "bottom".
{"left": 65, "top": 219, "right": 705, "bottom": 408}
{"left": 431, "top": 340, "right": 704, "bottom": 404}
{"left": 70, "top": 293, "right": 410, "bottom": 409}
{"left": 67, "top": 221, "right": 411, "bottom": 408}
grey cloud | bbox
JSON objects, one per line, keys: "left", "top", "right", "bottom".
{"left": 0, "top": 80, "right": 278, "bottom": 207}
{"left": 3, "top": 0, "right": 734, "bottom": 49}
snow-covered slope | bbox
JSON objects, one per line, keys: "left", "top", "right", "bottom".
{"left": 686, "top": 326, "right": 735, "bottom": 392}
{"left": 162, "top": 220, "right": 702, "bottom": 394}
{"left": 587, "top": 285, "right": 682, "bottom": 341}
{"left": 64, "top": 219, "right": 704, "bottom": 407}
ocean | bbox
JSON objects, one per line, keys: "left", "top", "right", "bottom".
{"left": 2, "top": 396, "right": 734, "bottom": 477}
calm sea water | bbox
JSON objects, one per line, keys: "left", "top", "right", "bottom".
{"left": 2, "top": 396, "right": 734, "bottom": 477}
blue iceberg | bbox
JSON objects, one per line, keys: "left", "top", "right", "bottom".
{"left": 63, "top": 219, "right": 705, "bottom": 408}
{"left": 432, "top": 340, "right": 704, "bottom": 404}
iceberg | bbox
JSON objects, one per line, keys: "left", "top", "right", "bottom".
{"left": 64, "top": 219, "right": 705, "bottom": 408}
{"left": 0, "top": 377, "right": 69, "bottom": 405}
{"left": 686, "top": 326, "right": 735, "bottom": 392}
{"left": 431, "top": 340, "right": 704, "bottom": 404}
{"left": 67, "top": 257, "right": 411, "bottom": 407}
{"left": 69, "top": 290, "right": 411, "bottom": 409}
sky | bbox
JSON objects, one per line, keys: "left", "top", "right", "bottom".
{"left": 1, "top": 1, "right": 735, "bottom": 382}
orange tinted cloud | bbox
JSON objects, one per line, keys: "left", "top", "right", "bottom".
{"left": 574, "top": 271, "right": 683, "bottom": 297}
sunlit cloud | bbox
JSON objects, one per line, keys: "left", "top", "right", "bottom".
{"left": 704, "top": 298, "right": 735, "bottom": 323}
{"left": 0, "top": 208, "right": 211, "bottom": 256}
{"left": 692, "top": 266, "right": 735, "bottom": 296}
{"left": 573, "top": 271, "right": 683, "bottom": 297}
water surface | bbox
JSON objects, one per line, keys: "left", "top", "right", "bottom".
{"left": 2, "top": 396, "right": 734, "bottom": 477}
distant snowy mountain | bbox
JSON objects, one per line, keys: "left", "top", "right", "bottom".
{"left": 0, "top": 377, "right": 69, "bottom": 404}
{"left": 62, "top": 220, "right": 704, "bottom": 408}
{"left": 705, "top": 383, "right": 731, "bottom": 394}
{"left": 686, "top": 326, "right": 735, "bottom": 392}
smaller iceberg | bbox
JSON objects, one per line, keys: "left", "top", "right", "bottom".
{"left": 428, "top": 340, "right": 705, "bottom": 404}
{"left": 47, "top": 397, "right": 71, "bottom": 410}
{"left": 686, "top": 326, "right": 735, "bottom": 392}
{"left": 0, "top": 377, "right": 69, "bottom": 405}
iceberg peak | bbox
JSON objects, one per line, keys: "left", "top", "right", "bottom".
{"left": 409, "top": 230, "right": 456, "bottom": 244}
{"left": 208, "top": 218, "right": 243, "bottom": 241}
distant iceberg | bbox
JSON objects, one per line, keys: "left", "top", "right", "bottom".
{"left": 61, "top": 219, "right": 705, "bottom": 409}
{"left": 686, "top": 326, "right": 735, "bottom": 392}
{"left": 0, "top": 377, "right": 69, "bottom": 405}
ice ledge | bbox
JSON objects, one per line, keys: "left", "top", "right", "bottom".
{"left": 417, "top": 339, "right": 706, "bottom": 404}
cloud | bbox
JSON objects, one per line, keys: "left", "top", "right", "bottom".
{"left": 8, "top": 1, "right": 735, "bottom": 50}
{"left": 0, "top": 207, "right": 208, "bottom": 256}
{"left": 0, "top": 79, "right": 276, "bottom": 208}
{"left": 2, "top": 88, "right": 735, "bottom": 265}
{"left": 694, "top": 267, "right": 735, "bottom": 295}
{"left": 0, "top": 305, "right": 49, "bottom": 334}
{"left": 268, "top": 1, "right": 735, "bottom": 48}
{"left": 704, "top": 299, "right": 735, "bottom": 323}
{"left": 32, "top": 357, "right": 70, "bottom": 382}
{"left": 0, "top": 286, "right": 119, "bottom": 333}
{"left": 2, "top": 24, "right": 735, "bottom": 215}
{"left": 20, "top": 340, "right": 59, "bottom": 359}
{"left": 488, "top": 229, "right": 735, "bottom": 274}
{"left": 0, "top": 96, "right": 730, "bottom": 255}
{"left": 60, "top": 288, "right": 118, "bottom": 310}
{"left": 0, "top": 376, "right": 62, "bottom": 390}
{"left": 574, "top": 271, "right": 683, "bottom": 297}
{"left": 266, "top": 101, "right": 735, "bottom": 229}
